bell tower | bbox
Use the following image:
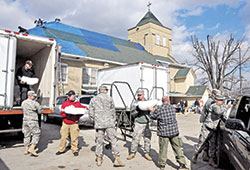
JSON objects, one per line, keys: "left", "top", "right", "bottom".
{"left": 128, "top": 3, "right": 174, "bottom": 62}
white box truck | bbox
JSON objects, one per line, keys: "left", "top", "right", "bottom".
{"left": 0, "top": 29, "right": 59, "bottom": 134}
{"left": 97, "top": 62, "right": 169, "bottom": 110}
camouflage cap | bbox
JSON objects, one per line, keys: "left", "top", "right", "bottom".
{"left": 99, "top": 85, "right": 108, "bottom": 91}
{"left": 136, "top": 89, "right": 144, "bottom": 95}
{"left": 212, "top": 89, "right": 220, "bottom": 95}
{"left": 27, "top": 91, "right": 37, "bottom": 97}
{"left": 214, "top": 92, "right": 225, "bottom": 101}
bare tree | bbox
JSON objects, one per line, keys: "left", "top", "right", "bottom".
{"left": 191, "top": 34, "right": 250, "bottom": 92}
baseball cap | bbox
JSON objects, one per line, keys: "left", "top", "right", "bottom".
{"left": 214, "top": 93, "right": 225, "bottom": 101}
{"left": 212, "top": 89, "right": 220, "bottom": 95}
{"left": 99, "top": 85, "right": 108, "bottom": 91}
{"left": 136, "top": 89, "right": 144, "bottom": 95}
{"left": 27, "top": 91, "right": 37, "bottom": 97}
{"left": 25, "top": 60, "right": 33, "bottom": 66}
{"left": 66, "top": 90, "right": 76, "bottom": 96}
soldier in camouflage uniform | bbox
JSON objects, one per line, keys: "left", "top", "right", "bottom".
{"left": 206, "top": 93, "right": 230, "bottom": 168}
{"left": 192, "top": 91, "right": 230, "bottom": 167}
{"left": 21, "top": 91, "right": 42, "bottom": 157}
{"left": 192, "top": 89, "right": 220, "bottom": 163}
{"left": 89, "top": 85, "right": 125, "bottom": 167}
{"left": 127, "top": 89, "right": 152, "bottom": 161}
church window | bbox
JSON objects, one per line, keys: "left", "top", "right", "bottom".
{"left": 156, "top": 34, "right": 160, "bottom": 45}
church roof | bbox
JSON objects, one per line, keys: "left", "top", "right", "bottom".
{"left": 28, "top": 21, "right": 172, "bottom": 65}
{"left": 136, "top": 10, "right": 163, "bottom": 27}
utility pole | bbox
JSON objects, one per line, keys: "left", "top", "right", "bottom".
{"left": 239, "top": 46, "right": 242, "bottom": 94}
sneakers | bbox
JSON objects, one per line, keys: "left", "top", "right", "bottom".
{"left": 178, "top": 164, "right": 189, "bottom": 170}
{"left": 73, "top": 152, "right": 79, "bottom": 156}
{"left": 56, "top": 151, "right": 65, "bottom": 155}
{"left": 144, "top": 152, "right": 152, "bottom": 161}
{"left": 127, "top": 152, "right": 135, "bottom": 160}
{"left": 191, "top": 153, "right": 198, "bottom": 164}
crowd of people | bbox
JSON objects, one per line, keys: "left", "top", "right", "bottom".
{"left": 19, "top": 62, "right": 230, "bottom": 169}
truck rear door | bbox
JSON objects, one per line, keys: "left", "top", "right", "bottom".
{"left": 141, "top": 65, "right": 154, "bottom": 99}
{"left": 0, "top": 33, "right": 17, "bottom": 108}
{"left": 155, "top": 67, "right": 169, "bottom": 99}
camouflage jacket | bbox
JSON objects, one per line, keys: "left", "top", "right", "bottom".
{"left": 89, "top": 93, "right": 116, "bottom": 129}
{"left": 200, "top": 96, "right": 215, "bottom": 123}
{"left": 21, "top": 98, "right": 42, "bottom": 121}
{"left": 204, "top": 103, "right": 227, "bottom": 130}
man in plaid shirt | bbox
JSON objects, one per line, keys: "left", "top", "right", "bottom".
{"left": 150, "top": 96, "right": 188, "bottom": 170}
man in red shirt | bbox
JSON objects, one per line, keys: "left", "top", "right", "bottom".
{"left": 56, "top": 90, "right": 87, "bottom": 156}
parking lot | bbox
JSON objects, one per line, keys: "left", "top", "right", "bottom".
{"left": 0, "top": 114, "right": 229, "bottom": 170}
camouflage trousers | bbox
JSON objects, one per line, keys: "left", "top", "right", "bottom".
{"left": 131, "top": 122, "right": 151, "bottom": 153}
{"left": 194, "top": 124, "right": 211, "bottom": 154}
{"left": 95, "top": 127, "right": 120, "bottom": 157}
{"left": 208, "top": 129, "right": 218, "bottom": 159}
{"left": 22, "top": 120, "right": 41, "bottom": 146}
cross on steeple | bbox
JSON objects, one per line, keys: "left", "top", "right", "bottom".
{"left": 147, "top": 1, "right": 152, "bottom": 11}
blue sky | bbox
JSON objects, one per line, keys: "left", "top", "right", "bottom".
{"left": 177, "top": 2, "right": 247, "bottom": 41}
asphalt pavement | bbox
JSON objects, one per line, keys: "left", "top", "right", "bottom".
{"left": 0, "top": 114, "right": 230, "bottom": 170}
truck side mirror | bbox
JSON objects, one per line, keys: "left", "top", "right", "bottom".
{"left": 225, "top": 118, "right": 246, "bottom": 131}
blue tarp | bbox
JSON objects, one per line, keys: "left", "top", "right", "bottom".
{"left": 132, "top": 42, "right": 145, "bottom": 50}
{"left": 80, "top": 29, "right": 119, "bottom": 52}
{"left": 55, "top": 39, "right": 87, "bottom": 56}
{"left": 44, "top": 22, "right": 83, "bottom": 36}
{"left": 28, "top": 26, "right": 47, "bottom": 37}
{"left": 28, "top": 21, "right": 145, "bottom": 58}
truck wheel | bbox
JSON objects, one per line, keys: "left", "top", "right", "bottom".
{"left": 43, "top": 114, "right": 49, "bottom": 123}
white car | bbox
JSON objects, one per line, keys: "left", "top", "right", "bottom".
{"left": 43, "top": 95, "right": 94, "bottom": 126}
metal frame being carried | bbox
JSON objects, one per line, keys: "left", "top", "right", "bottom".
{"left": 110, "top": 81, "right": 136, "bottom": 140}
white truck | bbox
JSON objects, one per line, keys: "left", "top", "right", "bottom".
{"left": 98, "top": 62, "right": 169, "bottom": 140}
{"left": 97, "top": 62, "right": 170, "bottom": 110}
{"left": 0, "top": 29, "right": 59, "bottom": 134}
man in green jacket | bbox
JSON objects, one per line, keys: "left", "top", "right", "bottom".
{"left": 127, "top": 89, "right": 152, "bottom": 161}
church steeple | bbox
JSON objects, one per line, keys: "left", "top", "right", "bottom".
{"left": 128, "top": 3, "right": 173, "bottom": 61}
{"left": 136, "top": 10, "right": 163, "bottom": 27}
{"left": 136, "top": 3, "right": 163, "bottom": 27}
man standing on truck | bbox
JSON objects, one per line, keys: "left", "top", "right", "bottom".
{"left": 89, "top": 85, "right": 125, "bottom": 167}
{"left": 56, "top": 90, "right": 87, "bottom": 156}
{"left": 16, "top": 60, "right": 35, "bottom": 104}
{"left": 149, "top": 96, "right": 189, "bottom": 170}
{"left": 21, "top": 91, "right": 42, "bottom": 157}
{"left": 127, "top": 89, "right": 152, "bottom": 161}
